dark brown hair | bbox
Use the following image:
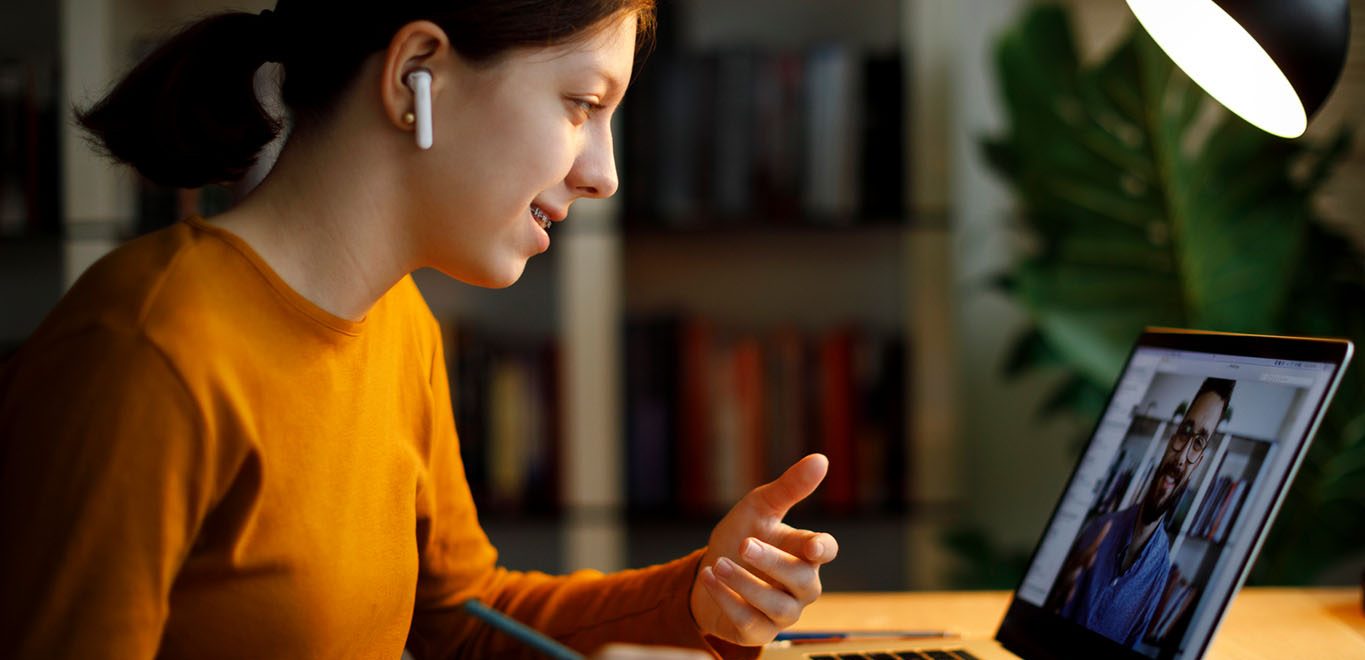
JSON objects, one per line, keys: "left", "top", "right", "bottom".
{"left": 76, "top": 1, "right": 657, "bottom": 189}
{"left": 1192, "top": 377, "right": 1236, "bottom": 424}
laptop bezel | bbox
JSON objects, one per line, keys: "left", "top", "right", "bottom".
{"left": 995, "top": 328, "right": 1353, "bottom": 660}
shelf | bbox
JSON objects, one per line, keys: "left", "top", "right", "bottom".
{"left": 614, "top": 210, "right": 950, "bottom": 238}
{"left": 0, "top": 231, "right": 64, "bottom": 245}
{"left": 620, "top": 218, "right": 924, "bottom": 238}
{"left": 623, "top": 229, "right": 910, "bottom": 332}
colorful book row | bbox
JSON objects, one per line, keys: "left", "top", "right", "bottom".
{"left": 626, "top": 316, "right": 908, "bottom": 515}
{"left": 622, "top": 43, "right": 905, "bottom": 229}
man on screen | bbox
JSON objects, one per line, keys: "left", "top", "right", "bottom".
{"left": 1044, "top": 377, "right": 1235, "bottom": 647}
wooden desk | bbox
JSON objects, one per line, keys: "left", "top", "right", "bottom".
{"left": 782, "top": 588, "right": 1365, "bottom": 659}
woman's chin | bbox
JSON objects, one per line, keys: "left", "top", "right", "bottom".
{"left": 430, "top": 251, "right": 531, "bottom": 289}
{"left": 473, "top": 260, "right": 529, "bottom": 289}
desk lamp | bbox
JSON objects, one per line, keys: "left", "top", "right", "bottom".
{"left": 1126, "top": 0, "right": 1350, "bottom": 138}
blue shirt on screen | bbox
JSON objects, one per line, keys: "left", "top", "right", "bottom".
{"left": 1059, "top": 505, "right": 1172, "bottom": 647}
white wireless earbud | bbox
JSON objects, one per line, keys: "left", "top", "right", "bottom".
{"left": 405, "top": 68, "right": 433, "bottom": 150}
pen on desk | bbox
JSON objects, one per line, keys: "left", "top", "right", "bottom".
{"left": 773, "top": 630, "right": 956, "bottom": 642}
{"left": 461, "top": 598, "right": 585, "bottom": 660}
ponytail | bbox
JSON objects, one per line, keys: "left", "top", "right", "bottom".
{"left": 75, "top": 12, "right": 281, "bottom": 189}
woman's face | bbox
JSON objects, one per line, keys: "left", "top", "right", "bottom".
{"left": 414, "top": 13, "right": 636, "bottom": 288}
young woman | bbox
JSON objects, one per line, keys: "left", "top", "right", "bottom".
{"left": 0, "top": 2, "right": 839, "bottom": 658}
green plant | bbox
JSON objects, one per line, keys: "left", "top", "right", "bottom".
{"left": 942, "top": 527, "right": 1031, "bottom": 591}
{"left": 984, "top": 4, "right": 1365, "bottom": 584}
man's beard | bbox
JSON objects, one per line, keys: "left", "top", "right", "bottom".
{"left": 1140, "top": 470, "right": 1184, "bottom": 526}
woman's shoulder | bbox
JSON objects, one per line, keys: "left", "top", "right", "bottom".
{"left": 30, "top": 222, "right": 203, "bottom": 343}
{"left": 23, "top": 218, "right": 290, "bottom": 366}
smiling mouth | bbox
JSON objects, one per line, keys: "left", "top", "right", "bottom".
{"left": 531, "top": 204, "right": 551, "bottom": 230}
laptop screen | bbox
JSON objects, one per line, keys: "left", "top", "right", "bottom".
{"left": 1012, "top": 339, "right": 1343, "bottom": 658}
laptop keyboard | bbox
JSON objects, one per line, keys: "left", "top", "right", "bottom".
{"left": 807, "top": 651, "right": 979, "bottom": 660}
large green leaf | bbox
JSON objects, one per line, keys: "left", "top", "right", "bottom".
{"left": 986, "top": 4, "right": 1365, "bottom": 584}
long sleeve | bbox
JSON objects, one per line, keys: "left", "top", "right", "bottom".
{"left": 406, "top": 320, "right": 758, "bottom": 659}
{"left": 0, "top": 325, "right": 223, "bottom": 658}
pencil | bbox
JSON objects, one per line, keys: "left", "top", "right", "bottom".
{"left": 773, "top": 630, "right": 956, "bottom": 642}
{"left": 461, "top": 598, "right": 585, "bottom": 660}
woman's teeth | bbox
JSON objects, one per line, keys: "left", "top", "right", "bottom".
{"left": 531, "top": 205, "right": 551, "bottom": 230}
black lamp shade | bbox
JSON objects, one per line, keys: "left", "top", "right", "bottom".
{"left": 1128, "top": 0, "right": 1351, "bottom": 138}
{"left": 1217, "top": 0, "right": 1350, "bottom": 120}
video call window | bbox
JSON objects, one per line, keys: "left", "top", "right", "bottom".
{"left": 1039, "top": 371, "right": 1307, "bottom": 658}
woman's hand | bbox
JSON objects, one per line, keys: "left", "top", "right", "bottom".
{"left": 689, "top": 454, "right": 840, "bottom": 646}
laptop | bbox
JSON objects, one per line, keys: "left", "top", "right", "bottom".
{"left": 764, "top": 328, "right": 1353, "bottom": 660}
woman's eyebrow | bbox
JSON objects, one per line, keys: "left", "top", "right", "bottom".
{"left": 590, "top": 67, "right": 625, "bottom": 98}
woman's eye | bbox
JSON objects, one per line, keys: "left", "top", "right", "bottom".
{"left": 570, "top": 98, "right": 603, "bottom": 121}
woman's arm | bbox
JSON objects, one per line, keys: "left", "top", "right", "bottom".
{"left": 0, "top": 327, "right": 221, "bottom": 659}
{"left": 406, "top": 317, "right": 756, "bottom": 659}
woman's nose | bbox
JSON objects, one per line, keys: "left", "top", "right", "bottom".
{"left": 569, "top": 130, "right": 618, "bottom": 199}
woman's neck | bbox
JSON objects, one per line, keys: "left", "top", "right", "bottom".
{"left": 207, "top": 117, "right": 415, "bottom": 323}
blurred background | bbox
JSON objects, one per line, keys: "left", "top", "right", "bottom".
{"left": 2, "top": 0, "right": 1363, "bottom": 592}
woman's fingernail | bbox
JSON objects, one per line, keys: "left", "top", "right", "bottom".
{"left": 743, "top": 538, "right": 762, "bottom": 561}
{"left": 701, "top": 566, "right": 718, "bottom": 586}
{"left": 716, "top": 557, "right": 735, "bottom": 577}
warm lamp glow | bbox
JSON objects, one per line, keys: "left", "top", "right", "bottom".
{"left": 1127, "top": 0, "right": 1307, "bottom": 138}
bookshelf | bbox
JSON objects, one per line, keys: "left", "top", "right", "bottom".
{"left": 51, "top": 0, "right": 962, "bottom": 589}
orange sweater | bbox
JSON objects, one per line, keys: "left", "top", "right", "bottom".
{"left": 0, "top": 217, "right": 751, "bottom": 659}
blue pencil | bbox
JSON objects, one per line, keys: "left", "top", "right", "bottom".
{"left": 461, "top": 598, "right": 585, "bottom": 660}
{"left": 774, "top": 630, "right": 954, "bottom": 642}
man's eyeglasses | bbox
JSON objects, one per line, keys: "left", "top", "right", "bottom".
{"left": 1169, "top": 419, "right": 1210, "bottom": 461}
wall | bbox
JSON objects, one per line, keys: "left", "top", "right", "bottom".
{"left": 949, "top": 0, "right": 1081, "bottom": 555}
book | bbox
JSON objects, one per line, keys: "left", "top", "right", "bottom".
{"left": 1210, "top": 479, "right": 1247, "bottom": 543}
{"left": 678, "top": 318, "right": 715, "bottom": 514}
{"left": 753, "top": 51, "right": 805, "bottom": 223}
{"left": 765, "top": 327, "right": 810, "bottom": 480}
{"left": 626, "top": 317, "right": 679, "bottom": 512}
{"left": 803, "top": 45, "right": 862, "bottom": 224}
{"left": 712, "top": 51, "right": 758, "bottom": 219}
{"left": 859, "top": 52, "right": 906, "bottom": 221}
{"left": 818, "top": 327, "right": 858, "bottom": 512}
{"left": 443, "top": 321, "right": 561, "bottom": 514}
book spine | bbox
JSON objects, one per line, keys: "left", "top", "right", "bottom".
{"left": 819, "top": 328, "right": 857, "bottom": 512}
{"left": 679, "top": 319, "right": 714, "bottom": 515}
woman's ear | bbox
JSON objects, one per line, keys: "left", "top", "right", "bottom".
{"left": 380, "top": 20, "right": 450, "bottom": 133}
